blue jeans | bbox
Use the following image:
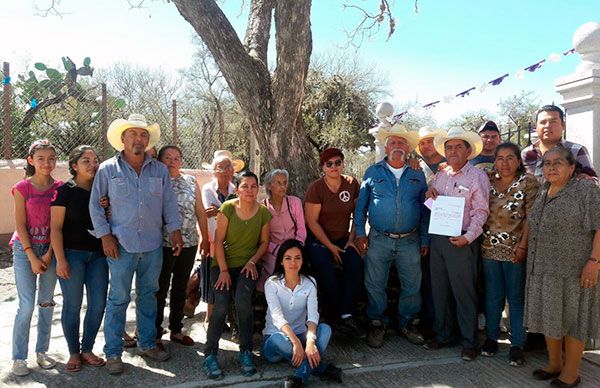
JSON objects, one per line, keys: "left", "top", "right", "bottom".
{"left": 482, "top": 258, "right": 526, "bottom": 348}
{"left": 365, "top": 230, "right": 422, "bottom": 327}
{"left": 12, "top": 240, "right": 57, "bottom": 360}
{"left": 59, "top": 249, "right": 108, "bottom": 355}
{"left": 305, "top": 236, "right": 362, "bottom": 320}
{"left": 262, "top": 323, "right": 331, "bottom": 383}
{"left": 103, "top": 245, "right": 162, "bottom": 358}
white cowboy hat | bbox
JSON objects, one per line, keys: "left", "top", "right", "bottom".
{"left": 416, "top": 126, "right": 446, "bottom": 157}
{"left": 201, "top": 150, "right": 245, "bottom": 173}
{"left": 106, "top": 114, "right": 160, "bottom": 152}
{"left": 434, "top": 127, "right": 483, "bottom": 160}
{"left": 375, "top": 123, "right": 420, "bottom": 152}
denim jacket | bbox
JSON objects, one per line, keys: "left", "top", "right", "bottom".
{"left": 89, "top": 152, "right": 181, "bottom": 253}
{"left": 354, "top": 159, "right": 430, "bottom": 247}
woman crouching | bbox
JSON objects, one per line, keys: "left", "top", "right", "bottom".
{"left": 262, "top": 239, "right": 342, "bottom": 387}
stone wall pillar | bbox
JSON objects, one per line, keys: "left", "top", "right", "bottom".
{"left": 556, "top": 22, "right": 600, "bottom": 174}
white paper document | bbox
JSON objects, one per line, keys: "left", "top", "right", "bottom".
{"left": 428, "top": 196, "right": 465, "bottom": 237}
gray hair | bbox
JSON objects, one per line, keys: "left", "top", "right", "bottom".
{"left": 263, "top": 168, "right": 289, "bottom": 196}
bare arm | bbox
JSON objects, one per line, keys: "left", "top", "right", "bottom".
{"left": 195, "top": 181, "right": 210, "bottom": 256}
{"left": 213, "top": 211, "right": 231, "bottom": 290}
{"left": 50, "top": 206, "right": 70, "bottom": 279}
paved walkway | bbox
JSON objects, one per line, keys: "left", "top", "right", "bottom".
{"left": 0, "top": 256, "right": 599, "bottom": 387}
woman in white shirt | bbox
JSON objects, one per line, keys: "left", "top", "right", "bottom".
{"left": 262, "top": 239, "right": 342, "bottom": 387}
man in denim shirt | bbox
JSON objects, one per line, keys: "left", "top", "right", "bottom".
{"left": 90, "top": 114, "right": 183, "bottom": 374}
{"left": 355, "top": 124, "right": 430, "bottom": 348}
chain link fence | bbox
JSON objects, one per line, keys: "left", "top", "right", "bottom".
{"left": 1, "top": 61, "right": 228, "bottom": 169}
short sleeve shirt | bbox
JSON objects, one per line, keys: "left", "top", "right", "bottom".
{"left": 304, "top": 175, "right": 359, "bottom": 242}
{"left": 51, "top": 181, "right": 102, "bottom": 252}
{"left": 11, "top": 179, "right": 63, "bottom": 245}
{"left": 217, "top": 200, "right": 272, "bottom": 269}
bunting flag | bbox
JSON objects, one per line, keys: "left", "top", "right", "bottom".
{"left": 404, "top": 48, "right": 576, "bottom": 118}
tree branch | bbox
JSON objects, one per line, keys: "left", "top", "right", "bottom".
{"left": 244, "top": 0, "right": 275, "bottom": 65}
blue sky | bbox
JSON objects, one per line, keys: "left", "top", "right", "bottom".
{"left": 2, "top": 0, "right": 598, "bottom": 124}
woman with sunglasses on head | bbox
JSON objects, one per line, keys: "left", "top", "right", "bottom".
{"left": 262, "top": 239, "right": 342, "bottom": 387}
{"left": 304, "top": 148, "right": 365, "bottom": 339}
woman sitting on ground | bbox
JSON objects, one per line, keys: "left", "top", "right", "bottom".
{"left": 262, "top": 239, "right": 342, "bottom": 387}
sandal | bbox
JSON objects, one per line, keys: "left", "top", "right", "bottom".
{"left": 81, "top": 353, "right": 106, "bottom": 367}
{"left": 65, "top": 355, "right": 82, "bottom": 373}
{"left": 123, "top": 332, "right": 137, "bottom": 348}
{"left": 170, "top": 334, "right": 195, "bottom": 346}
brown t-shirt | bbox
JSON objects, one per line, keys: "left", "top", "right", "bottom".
{"left": 305, "top": 175, "right": 359, "bottom": 242}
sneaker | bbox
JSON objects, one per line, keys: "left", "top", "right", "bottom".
{"left": 508, "top": 346, "right": 525, "bottom": 367}
{"left": 11, "top": 360, "right": 30, "bottom": 377}
{"left": 399, "top": 324, "right": 425, "bottom": 345}
{"left": 239, "top": 350, "right": 256, "bottom": 376}
{"left": 477, "top": 313, "right": 486, "bottom": 331}
{"left": 334, "top": 316, "right": 366, "bottom": 339}
{"left": 462, "top": 347, "right": 478, "bottom": 361}
{"left": 105, "top": 357, "right": 124, "bottom": 375}
{"left": 480, "top": 338, "right": 498, "bottom": 357}
{"left": 366, "top": 320, "right": 386, "bottom": 348}
{"left": 284, "top": 376, "right": 304, "bottom": 388}
{"left": 140, "top": 346, "right": 170, "bottom": 361}
{"left": 36, "top": 352, "right": 57, "bottom": 369}
{"left": 321, "top": 363, "right": 343, "bottom": 383}
{"left": 203, "top": 354, "right": 223, "bottom": 380}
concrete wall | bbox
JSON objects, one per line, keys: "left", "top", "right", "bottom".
{"left": 0, "top": 159, "right": 214, "bottom": 248}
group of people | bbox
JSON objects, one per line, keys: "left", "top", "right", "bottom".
{"left": 9, "top": 104, "right": 600, "bottom": 388}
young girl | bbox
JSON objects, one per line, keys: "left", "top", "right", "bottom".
{"left": 262, "top": 239, "right": 342, "bottom": 387}
{"left": 51, "top": 145, "right": 107, "bottom": 372}
{"left": 11, "top": 139, "right": 63, "bottom": 377}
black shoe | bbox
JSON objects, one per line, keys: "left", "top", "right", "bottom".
{"left": 321, "top": 363, "right": 343, "bottom": 383}
{"left": 480, "top": 338, "right": 498, "bottom": 357}
{"left": 550, "top": 376, "right": 581, "bottom": 387}
{"left": 532, "top": 369, "right": 561, "bottom": 381}
{"left": 334, "top": 316, "right": 366, "bottom": 339}
{"left": 366, "top": 320, "right": 386, "bottom": 348}
{"left": 399, "top": 324, "right": 425, "bottom": 345}
{"left": 508, "top": 346, "right": 525, "bottom": 367}
{"left": 283, "top": 376, "right": 304, "bottom": 388}
{"left": 461, "top": 347, "right": 478, "bottom": 361}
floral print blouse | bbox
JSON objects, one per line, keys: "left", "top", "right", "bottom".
{"left": 481, "top": 173, "right": 540, "bottom": 261}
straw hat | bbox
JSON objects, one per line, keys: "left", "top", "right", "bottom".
{"left": 106, "top": 114, "right": 160, "bottom": 152}
{"left": 202, "top": 150, "right": 245, "bottom": 173}
{"left": 375, "top": 123, "right": 420, "bottom": 152}
{"left": 434, "top": 127, "right": 483, "bottom": 160}
{"left": 416, "top": 126, "right": 446, "bottom": 157}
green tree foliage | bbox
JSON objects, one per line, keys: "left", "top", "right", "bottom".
{"left": 497, "top": 90, "right": 539, "bottom": 147}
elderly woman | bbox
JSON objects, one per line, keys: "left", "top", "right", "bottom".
{"left": 256, "top": 169, "right": 306, "bottom": 292}
{"left": 304, "top": 147, "right": 364, "bottom": 338}
{"left": 202, "top": 171, "right": 271, "bottom": 380}
{"left": 154, "top": 145, "right": 209, "bottom": 348}
{"left": 525, "top": 146, "right": 600, "bottom": 387}
{"left": 262, "top": 239, "right": 341, "bottom": 387}
{"left": 480, "top": 142, "right": 539, "bottom": 366}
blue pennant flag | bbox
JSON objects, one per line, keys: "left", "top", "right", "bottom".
{"left": 455, "top": 87, "right": 475, "bottom": 98}
{"left": 524, "top": 60, "right": 545, "bottom": 72}
{"left": 488, "top": 73, "right": 509, "bottom": 86}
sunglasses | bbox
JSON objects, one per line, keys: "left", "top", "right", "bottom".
{"left": 325, "top": 159, "right": 343, "bottom": 168}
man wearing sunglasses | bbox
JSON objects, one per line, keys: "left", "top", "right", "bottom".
{"left": 354, "top": 124, "right": 430, "bottom": 349}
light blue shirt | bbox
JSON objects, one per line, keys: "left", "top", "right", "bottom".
{"left": 89, "top": 152, "right": 181, "bottom": 253}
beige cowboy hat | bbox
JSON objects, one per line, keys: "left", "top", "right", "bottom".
{"left": 375, "top": 123, "right": 420, "bottom": 152}
{"left": 202, "top": 150, "right": 245, "bottom": 173}
{"left": 434, "top": 127, "right": 483, "bottom": 160}
{"left": 416, "top": 126, "right": 446, "bottom": 157}
{"left": 106, "top": 114, "right": 160, "bottom": 152}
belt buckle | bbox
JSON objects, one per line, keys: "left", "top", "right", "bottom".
{"left": 387, "top": 232, "right": 401, "bottom": 239}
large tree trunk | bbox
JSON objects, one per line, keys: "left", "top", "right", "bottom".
{"left": 172, "top": 0, "right": 318, "bottom": 196}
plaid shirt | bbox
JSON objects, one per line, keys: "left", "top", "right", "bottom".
{"left": 521, "top": 139, "right": 595, "bottom": 183}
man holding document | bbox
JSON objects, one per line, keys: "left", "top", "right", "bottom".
{"left": 355, "top": 124, "right": 430, "bottom": 349}
{"left": 423, "top": 127, "right": 490, "bottom": 362}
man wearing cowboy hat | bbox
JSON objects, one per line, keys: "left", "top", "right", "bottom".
{"left": 355, "top": 124, "right": 430, "bottom": 348}
{"left": 424, "top": 127, "right": 490, "bottom": 361}
{"left": 90, "top": 113, "right": 183, "bottom": 374}
{"left": 417, "top": 126, "right": 447, "bottom": 186}
{"left": 469, "top": 120, "right": 501, "bottom": 172}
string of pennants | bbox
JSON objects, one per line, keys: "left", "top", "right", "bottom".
{"left": 392, "top": 48, "right": 577, "bottom": 123}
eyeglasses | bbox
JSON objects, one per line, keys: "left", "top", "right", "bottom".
{"left": 325, "top": 159, "right": 343, "bottom": 168}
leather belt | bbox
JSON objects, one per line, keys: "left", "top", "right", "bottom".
{"left": 382, "top": 227, "right": 417, "bottom": 239}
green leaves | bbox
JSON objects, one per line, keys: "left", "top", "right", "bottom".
{"left": 34, "top": 62, "right": 47, "bottom": 71}
{"left": 83, "top": 57, "right": 91, "bottom": 67}
{"left": 114, "top": 98, "right": 126, "bottom": 109}
{"left": 46, "top": 68, "right": 62, "bottom": 80}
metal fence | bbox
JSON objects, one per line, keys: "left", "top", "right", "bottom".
{"left": 1, "top": 61, "right": 226, "bottom": 169}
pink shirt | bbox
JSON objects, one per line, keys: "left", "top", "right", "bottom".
{"left": 431, "top": 162, "right": 490, "bottom": 243}
{"left": 11, "top": 179, "right": 63, "bottom": 245}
